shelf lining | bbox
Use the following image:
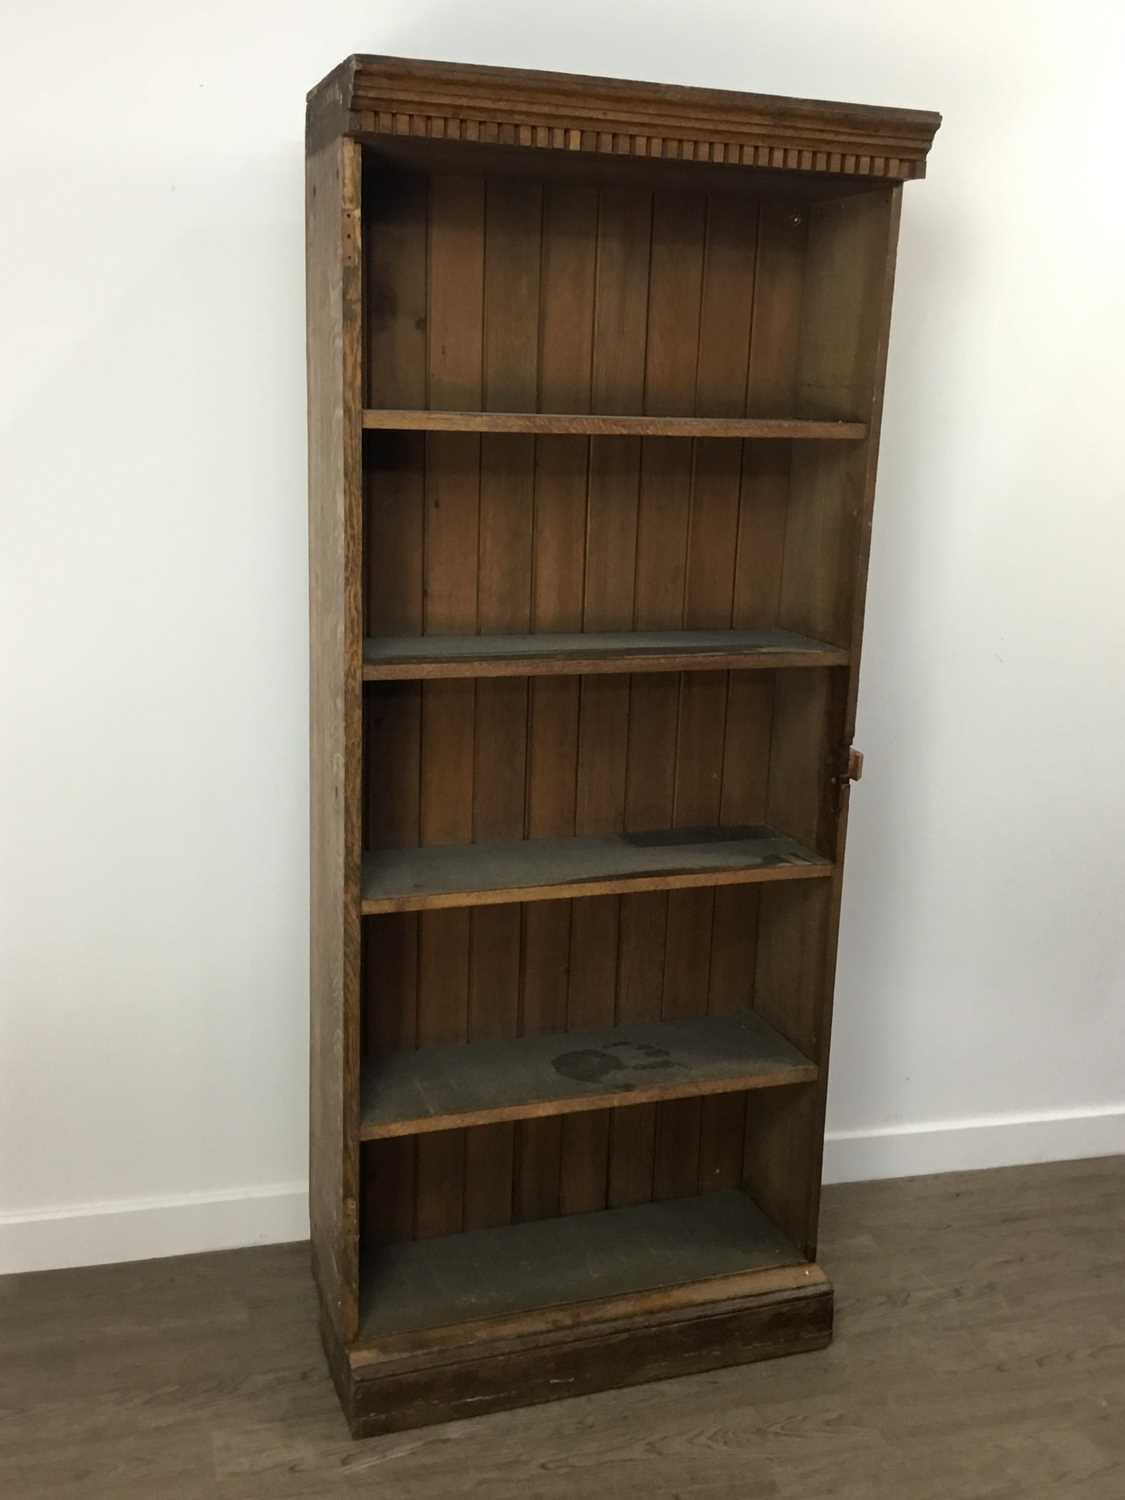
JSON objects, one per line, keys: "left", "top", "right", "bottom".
{"left": 362, "top": 627, "right": 848, "bottom": 681}
{"left": 362, "top": 408, "right": 867, "bottom": 439}
{"left": 361, "top": 1008, "right": 815, "bottom": 1140}
{"left": 357, "top": 1189, "right": 806, "bottom": 1346}
{"left": 362, "top": 823, "right": 832, "bottom": 914}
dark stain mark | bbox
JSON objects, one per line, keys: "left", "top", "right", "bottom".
{"left": 552, "top": 1040, "right": 683, "bottom": 1086}
{"left": 552, "top": 1049, "right": 624, "bottom": 1084}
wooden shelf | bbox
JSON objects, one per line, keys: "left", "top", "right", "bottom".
{"left": 362, "top": 823, "right": 831, "bottom": 914}
{"left": 357, "top": 1189, "right": 806, "bottom": 1346}
{"left": 362, "top": 408, "right": 867, "bottom": 440}
{"left": 363, "top": 628, "right": 848, "bottom": 681}
{"left": 361, "top": 1009, "right": 815, "bottom": 1140}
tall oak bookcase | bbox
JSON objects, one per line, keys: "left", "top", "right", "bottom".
{"left": 306, "top": 54, "right": 939, "bottom": 1437}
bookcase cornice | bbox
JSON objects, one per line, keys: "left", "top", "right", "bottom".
{"left": 308, "top": 54, "right": 941, "bottom": 180}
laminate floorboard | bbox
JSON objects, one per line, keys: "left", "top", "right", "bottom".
{"left": 2, "top": 1157, "right": 1123, "bottom": 1498}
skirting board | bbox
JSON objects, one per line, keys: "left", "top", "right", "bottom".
{"left": 3, "top": 1105, "right": 1123, "bottom": 1274}
{"left": 0, "top": 1182, "right": 308, "bottom": 1275}
{"left": 823, "top": 1103, "right": 1125, "bottom": 1184}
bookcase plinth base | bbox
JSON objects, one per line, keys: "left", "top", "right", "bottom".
{"left": 323, "top": 1269, "right": 833, "bottom": 1440}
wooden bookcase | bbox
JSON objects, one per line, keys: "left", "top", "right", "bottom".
{"left": 306, "top": 54, "right": 939, "bottom": 1438}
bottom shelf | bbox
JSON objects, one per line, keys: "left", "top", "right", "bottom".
{"left": 334, "top": 1189, "right": 831, "bottom": 1435}
{"left": 358, "top": 1189, "right": 804, "bottom": 1343}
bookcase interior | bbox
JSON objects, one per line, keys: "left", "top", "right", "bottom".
{"left": 356, "top": 145, "right": 890, "bottom": 1317}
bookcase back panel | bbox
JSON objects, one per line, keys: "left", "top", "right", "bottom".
{"left": 362, "top": 666, "right": 842, "bottom": 855}
{"left": 365, "top": 159, "right": 784, "bottom": 406}
{"left": 360, "top": 869, "right": 832, "bottom": 1247}
{"left": 360, "top": 161, "right": 897, "bottom": 658}
{"left": 358, "top": 154, "right": 887, "bottom": 1251}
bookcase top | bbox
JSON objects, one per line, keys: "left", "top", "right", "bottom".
{"left": 308, "top": 54, "right": 940, "bottom": 181}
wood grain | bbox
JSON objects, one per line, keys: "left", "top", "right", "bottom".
{"left": 577, "top": 183, "right": 651, "bottom": 1215}
{"left": 463, "top": 174, "right": 541, "bottom": 1232}
{"left": 306, "top": 135, "right": 363, "bottom": 1344}
{"left": 363, "top": 408, "right": 866, "bottom": 438}
{"left": 363, "top": 824, "right": 831, "bottom": 914}
{"left": 360, "top": 163, "right": 428, "bottom": 1248}
{"left": 353, "top": 1258, "right": 826, "bottom": 1375}
{"left": 413, "top": 171, "right": 485, "bottom": 1240}
{"left": 362, "top": 133, "right": 917, "bottom": 207}
{"left": 707, "top": 194, "right": 809, "bottom": 1195}
{"left": 363, "top": 627, "right": 847, "bottom": 679}
{"left": 347, "top": 1280, "right": 831, "bottom": 1437}
{"left": 309, "top": 53, "right": 942, "bottom": 179}
{"left": 661, "top": 189, "right": 758, "bottom": 1202}
{"left": 520, "top": 181, "right": 598, "bottom": 1220}
{"left": 746, "top": 187, "right": 902, "bottom": 1260}
{"left": 361, "top": 1009, "right": 816, "bottom": 1138}
{"left": 628, "top": 189, "right": 706, "bottom": 1205}
{"left": 359, "top": 1189, "right": 805, "bottom": 1339}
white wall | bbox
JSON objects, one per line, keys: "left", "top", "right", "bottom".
{"left": 3, "top": 0, "right": 1124, "bottom": 1273}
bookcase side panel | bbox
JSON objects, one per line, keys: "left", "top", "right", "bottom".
{"left": 307, "top": 135, "right": 365, "bottom": 1343}
{"left": 802, "top": 186, "right": 904, "bottom": 1249}
{"left": 360, "top": 161, "right": 429, "bottom": 1247}
{"left": 780, "top": 186, "right": 901, "bottom": 653}
{"left": 748, "top": 185, "right": 904, "bottom": 1258}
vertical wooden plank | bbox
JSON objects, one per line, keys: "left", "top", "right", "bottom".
{"left": 464, "top": 178, "right": 542, "bottom": 1229}
{"left": 564, "top": 186, "right": 653, "bottom": 1211}
{"left": 623, "top": 190, "right": 706, "bottom": 1203}
{"left": 363, "top": 171, "right": 427, "bottom": 834}
{"left": 783, "top": 190, "right": 896, "bottom": 647}
{"left": 364, "top": 165, "right": 428, "bottom": 409}
{"left": 706, "top": 197, "right": 807, "bottom": 1194}
{"left": 361, "top": 167, "right": 429, "bottom": 1246}
{"left": 729, "top": 195, "right": 806, "bottom": 630}
{"left": 730, "top": 194, "right": 808, "bottom": 631}
{"left": 816, "top": 188, "right": 902, "bottom": 743}
{"left": 756, "top": 511, "right": 848, "bottom": 1089}
{"left": 723, "top": 194, "right": 807, "bottom": 820}
{"left": 415, "top": 172, "right": 485, "bottom": 1239}
{"left": 663, "top": 192, "right": 757, "bottom": 1196}
{"left": 739, "top": 198, "right": 824, "bottom": 1252}
{"left": 743, "top": 1082, "right": 821, "bottom": 1254}
{"left": 811, "top": 200, "right": 904, "bottom": 1143}
{"left": 516, "top": 182, "right": 597, "bottom": 1221}
{"left": 748, "top": 187, "right": 902, "bottom": 1259}
{"left": 364, "top": 164, "right": 427, "bottom": 633}
{"left": 306, "top": 135, "right": 363, "bottom": 1341}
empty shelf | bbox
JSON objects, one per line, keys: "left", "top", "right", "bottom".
{"left": 362, "top": 628, "right": 848, "bottom": 680}
{"left": 362, "top": 409, "right": 867, "bottom": 439}
{"left": 362, "top": 824, "right": 832, "bottom": 914}
{"left": 358, "top": 1189, "right": 806, "bottom": 1345}
{"left": 361, "top": 1008, "right": 815, "bottom": 1140}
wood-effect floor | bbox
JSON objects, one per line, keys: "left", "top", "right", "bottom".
{"left": 2, "top": 1156, "right": 1123, "bottom": 1499}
